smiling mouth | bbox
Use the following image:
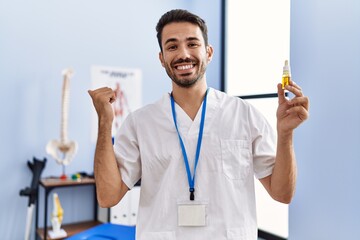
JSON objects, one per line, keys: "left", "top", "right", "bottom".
{"left": 175, "top": 64, "right": 195, "bottom": 70}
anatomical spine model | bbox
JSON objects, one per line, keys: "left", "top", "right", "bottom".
{"left": 46, "top": 69, "right": 78, "bottom": 177}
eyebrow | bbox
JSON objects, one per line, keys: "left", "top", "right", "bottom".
{"left": 164, "top": 37, "right": 201, "bottom": 45}
{"left": 164, "top": 38, "right": 178, "bottom": 45}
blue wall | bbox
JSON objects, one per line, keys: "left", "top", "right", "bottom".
{"left": 0, "top": 1, "right": 221, "bottom": 239}
{"left": 290, "top": 0, "right": 360, "bottom": 239}
{"left": 2, "top": 0, "right": 359, "bottom": 239}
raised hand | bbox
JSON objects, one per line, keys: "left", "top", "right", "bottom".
{"left": 276, "top": 79, "right": 309, "bottom": 134}
{"left": 88, "top": 87, "right": 117, "bottom": 123}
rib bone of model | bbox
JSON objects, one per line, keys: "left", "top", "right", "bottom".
{"left": 46, "top": 69, "right": 78, "bottom": 166}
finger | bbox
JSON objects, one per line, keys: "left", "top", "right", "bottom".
{"left": 286, "top": 106, "right": 309, "bottom": 121}
{"left": 109, "top": 95, "right": 116, "bottom": 103}
{"left": 98, "top": 89, "right": 116, "bottom": 103}
{"left": 289, "top": 79, "right": 302, "bottom": 91}
{"left": 90, "top": 87, "right": 113, "bottom": 94}
{"left": 288, "top": 96, "right": 310, "bottom": 110}
{"left": 89, "top": 87, "right": 116, "bottom": 103}
{"left": 277, "top": 83, "right": 287, "bottom": 104}
{"left": 92, "top": 87, "right": 113, "bottom": 97}
{"left": 285, "top": 84, "right": 303, "bottom": 97}
{"left": 88, "top": 90, "right": 94, "bottom": 97}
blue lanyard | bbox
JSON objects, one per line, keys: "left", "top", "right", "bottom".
{"left": 170, "top": 89, "right": 208, "bottom": 201}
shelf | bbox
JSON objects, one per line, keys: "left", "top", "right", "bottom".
{"left": 36, "top": 177, "right": 98, "bottom": 240}
{"left": 40, "top": 177, "right": 95, "bottom": 188}
{"left": 36, "top": 220, "right": 102, "bottom": 240}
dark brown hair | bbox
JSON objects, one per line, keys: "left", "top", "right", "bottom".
{"left": 156, "top": 9, "right": 209, "bottom": 52}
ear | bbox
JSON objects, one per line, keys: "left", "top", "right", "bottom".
{"left": 159, "top": 52, "right": 165, "bottom": 67}
{"left": 206, "top": 45, "right": 214, "bottom": 62}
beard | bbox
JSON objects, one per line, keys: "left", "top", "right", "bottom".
{"left": 164, "top": 57, "right": 207, "bottom": 88}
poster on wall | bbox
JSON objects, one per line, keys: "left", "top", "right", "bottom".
{"left": 91, "top": 65, "right": 142, "bottom": 141}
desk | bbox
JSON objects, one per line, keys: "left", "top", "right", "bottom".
{"left": 36, "top": 178, "right": 101, "bottom": 240}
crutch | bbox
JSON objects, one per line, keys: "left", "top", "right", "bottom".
{"left": 20, "top": 157, "right": 47, "bottom": 240}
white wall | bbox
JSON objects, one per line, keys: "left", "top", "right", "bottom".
{"left": 289, "top": 0, "right": 360, "bottom": 238}
{"left": 0, "top": 1, "right": 221, "bottom": 239}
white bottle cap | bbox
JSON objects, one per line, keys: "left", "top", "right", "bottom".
{"left": 283, "top": 60, "right": 290, "bottom": 74}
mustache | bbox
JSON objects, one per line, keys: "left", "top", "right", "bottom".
{"left": 172, "top": 58, "right": 197, "bottom": 65}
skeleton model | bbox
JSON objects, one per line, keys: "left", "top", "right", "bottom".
{"left": 46, "top": 69, "right": 78, "bottom": 178}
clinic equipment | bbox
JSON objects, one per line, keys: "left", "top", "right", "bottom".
{"left": 19, "top": 157, "right": 47, "bottom": 240}
{"left": 46, "top": 68, "right": 78, "bottom": 179}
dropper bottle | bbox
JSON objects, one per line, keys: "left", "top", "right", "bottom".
{"left": 282, "top": 60, "right": 291, "bottom": 89}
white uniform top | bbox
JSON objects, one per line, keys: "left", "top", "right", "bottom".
{"left": 114, "top": 88, "right": 276, "bottom": 240}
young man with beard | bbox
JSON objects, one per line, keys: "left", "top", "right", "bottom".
{"left": 88, "top": 9, "right": 309, "bottom": 240}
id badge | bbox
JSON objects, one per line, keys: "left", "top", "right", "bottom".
{"left": 178, "top": 204, "right": 206, "bottom": 227}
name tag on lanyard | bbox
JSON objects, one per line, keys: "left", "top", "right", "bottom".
{"left": 178, "top": 204, "right": 206, "bottom": 227}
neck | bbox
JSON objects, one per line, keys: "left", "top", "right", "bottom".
{"left": 171, "top": 81, "right": 208, "bottom": 120}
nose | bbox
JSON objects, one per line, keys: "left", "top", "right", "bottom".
{"left": 177, "top": 45, "right": 191, "bottom": 59}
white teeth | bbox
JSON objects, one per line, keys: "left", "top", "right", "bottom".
{"left": 177, "top": 65, "right": 193, "bottom": 70}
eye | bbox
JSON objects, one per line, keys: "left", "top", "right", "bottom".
{"left": 188, "top": 42, "right": 200, "bottom": 48}
{"left": 167, "top": 45, "right": 177, "bottom": 51}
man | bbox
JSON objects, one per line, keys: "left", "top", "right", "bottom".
{"left": 88, "top": 9, "right": 309, "bottom": 240}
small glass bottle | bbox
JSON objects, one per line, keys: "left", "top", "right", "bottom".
{"left": 282, "top": 60, "right": 291, "bottom": 89}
